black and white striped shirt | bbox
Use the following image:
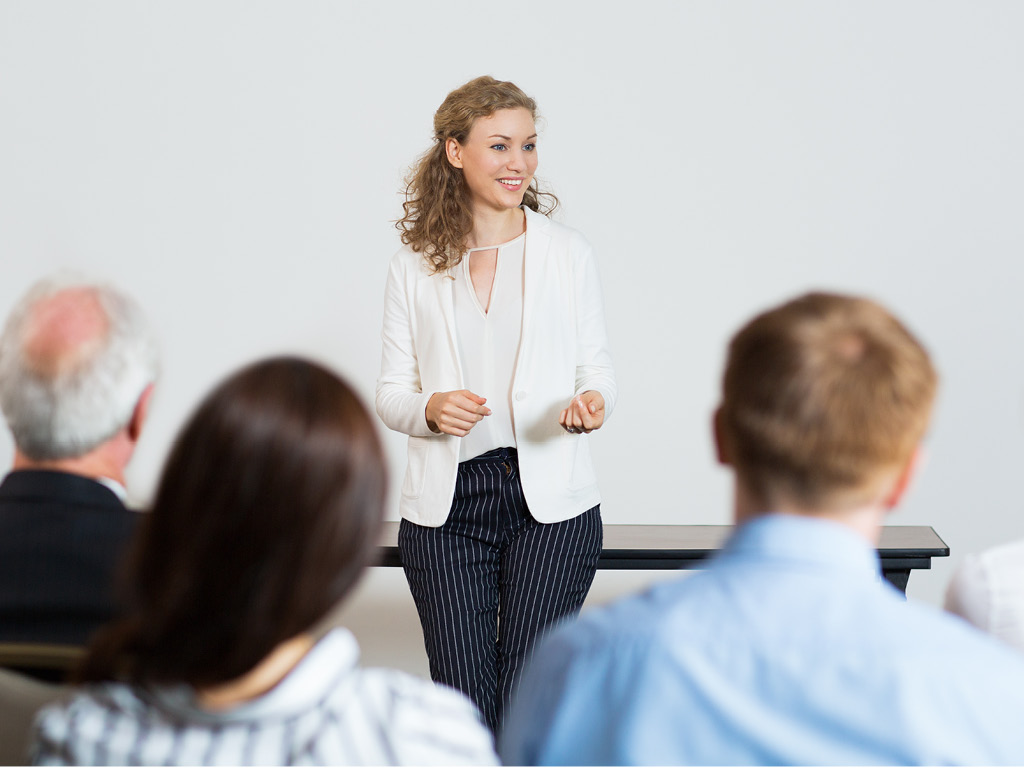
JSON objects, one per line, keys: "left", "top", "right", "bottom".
{"left": 31, "top": 629, "right": 497, "bottom": 765}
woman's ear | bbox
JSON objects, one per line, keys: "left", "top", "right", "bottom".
{"left": 445, "top": 138, "right": 464, "bottom": 169}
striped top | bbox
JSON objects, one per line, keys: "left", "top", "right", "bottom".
{"left": 31, "top": 629, "right": 498, "bottom": 765}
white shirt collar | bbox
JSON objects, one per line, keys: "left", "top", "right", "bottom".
{"left": 94, "top": 476, "right": 128, "bottom": 502}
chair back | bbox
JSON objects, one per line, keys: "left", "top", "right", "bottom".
{"left": 0, "top": 642, "right": 84, "bottom": 683}
{"left": 0, "top": 668, "right": 68, "bottom": 765}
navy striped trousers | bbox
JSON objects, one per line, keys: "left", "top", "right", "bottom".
{"left": 399, "top": 446, "right": 602, "bottom": 733}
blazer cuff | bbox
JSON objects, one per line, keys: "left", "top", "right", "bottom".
{"left": 409, "top": 391, "right": 440, "bottom": 437}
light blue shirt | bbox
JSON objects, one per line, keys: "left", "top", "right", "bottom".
{"left": 501, "top": 515, "right": 1024, "bottom": 765}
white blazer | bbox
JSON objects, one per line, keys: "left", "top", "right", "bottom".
{"left": 376, "top": 207, "right": 616, "bottom": 527}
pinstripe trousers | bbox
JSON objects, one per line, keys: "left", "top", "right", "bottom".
{"left": 399, "top": 446, "right": 602, "bottom": 733}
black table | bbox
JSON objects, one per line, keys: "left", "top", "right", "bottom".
{"left": 376, "top": 522, "right": 949, "bottom": 594}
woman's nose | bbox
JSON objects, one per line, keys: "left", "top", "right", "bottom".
{"left": 506, "top": 149, "right": 525, "bottom": 172}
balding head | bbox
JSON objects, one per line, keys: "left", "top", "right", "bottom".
{"left": 21, "top": 288, "right": 110, "bottom": 379}
{"left": 0, "top": 277, "right": 159, "bottom": 461}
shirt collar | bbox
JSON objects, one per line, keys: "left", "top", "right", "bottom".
{"left": 722, "top": 513, "right": 882, "bottom": 579}
{"left": 148, "top": 628, "right": 360, "bottom": 723}
{"left": 93, "top": 476, "right": 128, "bottom": 502}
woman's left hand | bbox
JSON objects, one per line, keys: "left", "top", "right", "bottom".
{"left": 559, "top": 391, "right": 605, "bottom": 434}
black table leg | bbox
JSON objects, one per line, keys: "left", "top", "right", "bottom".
{"left": 883, "top": 569, "right": 910, "bottom": 594}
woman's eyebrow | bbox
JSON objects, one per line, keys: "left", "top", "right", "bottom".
{"left": 487, "top": 133, "right": 539, "bottom": 140}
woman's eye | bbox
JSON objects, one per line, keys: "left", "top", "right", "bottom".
{"left": 490, "top": 144, "right": 507, "bottom": 151}
{"left": 523, "top": 143, "right": 536, "bottom": 152}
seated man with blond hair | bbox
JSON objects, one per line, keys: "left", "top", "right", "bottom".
{"left": 0, "top": 276, "right": 158, "bottom": 647}
{"left": 502, "top": 292, "right": 1024, "bottom": 765}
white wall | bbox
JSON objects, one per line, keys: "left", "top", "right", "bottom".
{"left": 2, "top": 1, "right": 1023, "bottom": 675}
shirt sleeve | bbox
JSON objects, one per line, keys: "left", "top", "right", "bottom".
{"left": 500, "top": 634, "right": 576, "bottom": 765}
{"left": 375, "top": 252, "right": 437, "bottom": 437}
{"left": 571, "top": 238, "right": 617, "bottom": 418}
{"left": 500, "top": 624, "right": 636, "bottom": 766}
{"left": 388, "top": 677, "right": 499, "bottom": 766}
{"left": 31, "top": 700, "right": 76, "bottom": 765}
{"left": 944, "top": 543, "right": 1024, "bottom": 653}
{"left": 944, "top": 553, "right": 993, "bottom": 634}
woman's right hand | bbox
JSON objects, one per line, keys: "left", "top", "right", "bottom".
{"left": 425, "top": 390, "right": 491, "bottom": 436}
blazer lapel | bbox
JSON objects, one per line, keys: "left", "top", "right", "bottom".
{"left": 433, "top": 209, "right": 548, "bottom": 390}
{"left": 521, "top": 208, "right": 552, "bottom": 350}
{"left": 432, "top": 268, "right": 464, "bottom": 386}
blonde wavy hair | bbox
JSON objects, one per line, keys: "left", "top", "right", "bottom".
{"left": 396, "top": 76, "right": 559, "bottom": 273}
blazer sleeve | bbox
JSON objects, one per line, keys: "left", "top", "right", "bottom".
{"left": 375, "top": 252, "right": 436, "bottom": 438}
{"left": 572, "top": 240, "right": 617, "bottom": 418}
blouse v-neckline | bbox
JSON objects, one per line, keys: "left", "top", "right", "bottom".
{"left": 463, "top": 232, "right": 526, "bottom": 318}
{"left": 464, "top": 231, "right": 526, "bottom": 254}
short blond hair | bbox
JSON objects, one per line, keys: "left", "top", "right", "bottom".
{"left": 719, "top": 292, "right": 937, "bottom": 509}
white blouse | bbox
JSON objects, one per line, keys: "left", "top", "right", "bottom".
{"left": 452, "top": 232, "right": 525, "bottom": 461}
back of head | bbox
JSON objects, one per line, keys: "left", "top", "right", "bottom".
{"left": 718, "top": 292, "right": 937, "bottom": 511}
{"left": 0, "top": 276, "right": 158, "bottom": 460}
{"left": 78, "top": 357, "right": 387, "bottom": 688}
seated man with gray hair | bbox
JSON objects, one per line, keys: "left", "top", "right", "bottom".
{"left": 0, "top": 277, "right": 158, "bottom": 647}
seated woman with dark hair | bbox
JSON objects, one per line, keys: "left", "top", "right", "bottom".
{"left": 31, "top": 358, "right": 497, "bottom": 766}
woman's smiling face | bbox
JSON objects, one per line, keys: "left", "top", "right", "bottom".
{"left": 446, "top": 107, "right": 538, "bottom": 217}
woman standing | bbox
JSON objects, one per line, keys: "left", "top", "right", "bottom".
{"left": 377, "top": 76, "right": 616, "bottom": 731}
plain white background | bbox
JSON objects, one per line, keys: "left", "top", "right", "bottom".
{"left": 2, "top": 1, "right": 1023, "bottom": 675}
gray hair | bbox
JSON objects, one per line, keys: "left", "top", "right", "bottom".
{"left": 0, "top": 276, "right": 159, "bottom": 460}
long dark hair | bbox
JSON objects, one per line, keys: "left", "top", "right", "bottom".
{"left": 76, "top": 357, "right": 387, "bottom": 687}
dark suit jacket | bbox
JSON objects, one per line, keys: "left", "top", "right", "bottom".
{"left": 0, "top": 469, "right": 138, "bottom": 646}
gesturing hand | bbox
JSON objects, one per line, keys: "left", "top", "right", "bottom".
{"left": 559, "top": 391, "right": 605, "bottom": 434}
{"left": 426, "top": 390, "right": 492, "bottom": 436}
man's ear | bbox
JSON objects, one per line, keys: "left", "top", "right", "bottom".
{"left": 445, "top": 138, "right": 464, "bottom": 169}
{"left": 882, "top": 446, "right": 925, "bottom": 510}
{"left": 128, "top": 383, "right": 155, "bottom": 443}
{"left": 713, "top": 407, "right": 731, "bottom": 466}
